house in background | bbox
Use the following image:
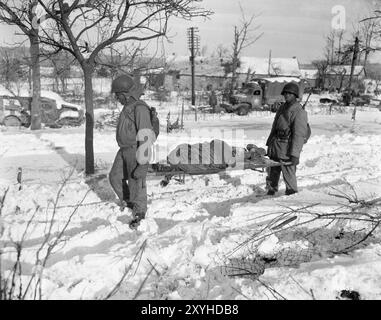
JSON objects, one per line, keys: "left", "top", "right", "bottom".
{"left": 164, "top": 55, "right": 229, "bottom": 92}
{"left": 324, "top": 65, "right": 365, "bottom": 91}
{"left": 237, "top": 56, "right": 302, "bottom": 81}
{"left": 164, "top": 55, "right": 303, "bottom": 92}
{"left": 300, "top": 64, "right": 319, "bottom": 88}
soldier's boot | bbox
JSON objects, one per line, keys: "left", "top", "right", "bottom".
{"left": 129, "top": 212, "right": 146, "bottom": 229}
{"left": 285, "top": 189, "right": 297, "bottom": 196}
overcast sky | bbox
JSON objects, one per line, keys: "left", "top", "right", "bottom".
{"left": 0, "top": 0, "right": 379, "bottom": 63}
{"left": 165, "top": 0, "right": 380, "bottom": 63}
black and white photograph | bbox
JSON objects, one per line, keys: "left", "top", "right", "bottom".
{"left": 0, "top": 0, "right": 381, "bottom": 303}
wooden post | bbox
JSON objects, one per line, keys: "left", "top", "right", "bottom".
{"left": 181, "top": 98, "right": 184, "bottom": 130}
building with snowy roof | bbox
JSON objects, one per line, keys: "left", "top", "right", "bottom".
{"left": 237, "top": 57, "right": 302, "bottom": 78}
{"left": 164, "top": 55, "right": 302, "bottom": 92}
{"left": 324, "top": 65, "right": 366, "bottom": 91}
{"left": 300, "top": 67, "right": 319, "bottom": 88}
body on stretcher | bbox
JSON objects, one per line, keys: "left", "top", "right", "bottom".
{"left": 147, "top": 156, "right": 292, "bottom": 187}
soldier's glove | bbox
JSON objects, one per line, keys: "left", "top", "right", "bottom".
{"left": 132, "top": 165, "right": 147, "bottom": 179}
{"left": 290, "top": 156, "right": 299, "bottom": 166}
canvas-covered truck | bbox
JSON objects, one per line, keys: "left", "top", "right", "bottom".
{"left": 0, "top": 86, "right": 84, "bottom": 127}
{"left": 222, "top": 77, "right": 306, "bottom": 115}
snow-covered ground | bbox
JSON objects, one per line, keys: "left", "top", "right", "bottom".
{"left": 0, "top": 107, "right": 381, "bottom": 300}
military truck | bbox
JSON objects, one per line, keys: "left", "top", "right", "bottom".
{"left": 222, "top": 77, "right": 306, "bottom": 115}
{"left": 0, "top": 87, "right": 84, "bottom": 127}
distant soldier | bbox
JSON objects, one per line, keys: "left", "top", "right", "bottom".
{"left": 109, "top": 74, "right": 156, "bottom": 228}
{"left": 208, "top": 88, "right": 217, "bottom": 113}
{"left": 265, "top": 83, "right": 308, "bottom": 196}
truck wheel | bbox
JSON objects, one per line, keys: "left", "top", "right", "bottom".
{"left": 236, "top": 104, "right": 249, "bottom": 116}
{"left": 3, "top": 115, "right": 22, "bottom": 127}
{"left": 220, "top": 103, "right": 233, "bottom": 113}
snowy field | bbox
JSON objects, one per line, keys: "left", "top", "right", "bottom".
{"left": 0, "top": 107, "right": 381, "bottom": 300}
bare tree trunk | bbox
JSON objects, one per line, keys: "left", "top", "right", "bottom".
{"left": 28, "top": 64, "right": 32, "bottom": 94}
{"left": 54, "top": 75, "right": 60, "bottom": 92}
{"left": 363, "top": 30, "right": 373, "bottom": 77}
{"left": 348, "top": 37, "right": 359, "bottom": 90}
{"left": 230, "top": 27, "right": 239, "bottom": 96}
{"left": 29, "top": 32, "right": 41, "bottom": 130}
{"left": 60, "top": 77, "right": 66, "bottom": 93}
{"left": 338, "top": 71, "right": 346, "bottom": 92}
{"left": 83, "top": 62, "right": 95, "bottom": 175}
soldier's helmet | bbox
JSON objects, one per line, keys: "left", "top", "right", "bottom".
{"left": 111, "top": 74, "right": 143, "bottom": 100}
{"left": 281, "top": 82, "right": 300, "bottom": 98}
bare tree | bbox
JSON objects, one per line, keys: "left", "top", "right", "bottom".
{"left": 0, "top": 0, "right": 45, "bottom": 130}
{"left": 358, "top": 19, "right": 379, "bottom": 76}
{"left": 229, "top": 5, "right": 262, "bottom": 95}
{"left": 359, "top": 7, "right": 381, "bottom": 68}
{"left": 326, "top": 31, "right": 336, "bottom": 65}
{"left": 336, "top": 30, "right": 345, "bottom": 64}
{"left": 37, "top": 0, "right": 212, "bottom": 175}
{"left": 96, "top": 44, "right": 147, "bottom": 81}
{"left": 44, "top": 49, "right": 73, "bottom": 92}
{"left": 0, "top": 48, "right": 28, "bottom": 92}
{"left": 312, "top": 59, "right": 330, "bottom": 89}
{"left": 215, "top": 44, "right": 229, "bottom": 60}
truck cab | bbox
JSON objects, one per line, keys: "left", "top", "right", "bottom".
{"left": 228, "top": 82, "right": 264, "bottom": 115}
{"left": 220, "top": 77, "right": 306, "bottom": 116}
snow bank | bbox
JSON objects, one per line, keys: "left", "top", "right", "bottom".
{"left": 1, "top": 109, "right": 381, "bottom": 300}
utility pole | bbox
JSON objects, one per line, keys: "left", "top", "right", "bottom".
{"left": 187, "top": 27, "right": 200, "bottom": 121}
{"left": 268, "top": 50, "right": 272, "bottom": 76}
{"left": 348, "top": 36, "right": 360, "bottom": 90}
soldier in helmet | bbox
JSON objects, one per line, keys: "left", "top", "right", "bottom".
{"left": 109, "top": 74, "right": 155, "bottom": 228}
{"left": 265, "top": 82, "right": 308, "bottom": 196}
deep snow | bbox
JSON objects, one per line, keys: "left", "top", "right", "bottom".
{"left": 0, "top": 106, "right": 381, "bottom": 300}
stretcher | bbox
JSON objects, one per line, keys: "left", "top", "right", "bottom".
{"left": 147, "top": 157, "right": 291, "bottom": 187}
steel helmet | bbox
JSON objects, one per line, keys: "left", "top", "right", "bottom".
{"left": 281, "top": 82, "right": 300, "bottom": 98}
{"left": 111, "top": 74, "right": 142, "bottom": 100}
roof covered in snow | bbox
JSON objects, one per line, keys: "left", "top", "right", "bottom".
{"left": 327, "top": 65, "right": 365, "bottom": 76}
{"left": 166, "top": 55, "right": 226, "bottom": 77}
{"left": 301, "top": 69, "right": 319, "bottom": 79}
{"left": 238, "top": 57, "right": 301, "bottom": 77}
{"left": 251, "top": 76, "right": 302, "bottom": 83}
{"left": 166, "top": 55, "right": 208, "bottom": 65}
{"left": 166, "top": 55, "right": 302, "bottom": 78}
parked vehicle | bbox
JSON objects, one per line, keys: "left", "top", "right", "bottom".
{"left": 0, "top": 86, "right": 84, "bottom": 127}
{"left": 221, "top": 77, "right": 306, "bottom": 115}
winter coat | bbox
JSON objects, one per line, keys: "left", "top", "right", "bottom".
{"left": 116, "top": 100, "right": 153, "bottom": 148}
{"left": 209, "top": 91, "right": 217, "bottom": 106}
{"left": 266, "top": 101, "right": 308, "bottom": 160}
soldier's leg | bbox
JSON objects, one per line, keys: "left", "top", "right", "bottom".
{"left": 129, "top": 176, "right": 148, "bottom": 219}
{"left": 122, "top": 148, "right": 148, "bottom": 219}
{"left": 281, "top": 164, "right": 298, "bottom": 195}
{"left": 109, "top": 150, "right": 125, "bottom": 201}
{"left": 266, "top": 165, "right": 282, "bottom": 193}
{"left": 109, "top": 149, "right": 132, "bottom": 209}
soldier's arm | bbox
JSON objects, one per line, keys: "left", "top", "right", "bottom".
{"left": 290, "top": 109, "right": 308, "bottom": 158}
{"left": 135, "top": 104, "right": 155, "bottom": 165}
{"left": 266, "top": 108, "right": 281, "bottom": 146}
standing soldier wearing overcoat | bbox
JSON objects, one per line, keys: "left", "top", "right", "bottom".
{"left": 109, "top": 74, "right": 155, "bottom": 228}
{"left": 266, "top": 82, "right": 308, "bottom": 196}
